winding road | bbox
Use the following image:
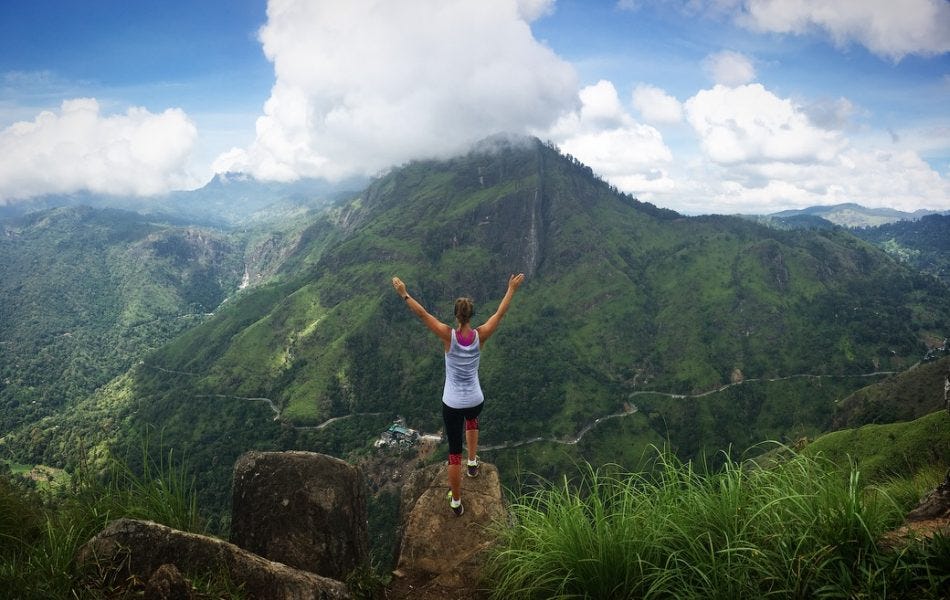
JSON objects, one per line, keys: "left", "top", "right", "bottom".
{"left": 482, "top": 370, "right": 896, "bottom": 452}
{"left": 142, "top": 361, "right": 895, "bottom": 448}
{"left": 141, "top": 363, "right": 386, "bottom": 430}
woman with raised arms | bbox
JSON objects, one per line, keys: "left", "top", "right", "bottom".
{"left": 391, "top": 273, "right": 525, "bottom": 516}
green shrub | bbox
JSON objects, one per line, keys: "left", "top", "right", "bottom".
{"left": 0, "top": 475, "right": 44, "bottom": 558}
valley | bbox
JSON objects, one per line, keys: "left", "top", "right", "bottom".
{"left": 1, "top": 136, "right": 948, "bottom": 544}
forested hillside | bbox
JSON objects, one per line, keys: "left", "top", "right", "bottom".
{"left": 0, "top": 207, "right": 243, "bottom": 432}
{"left": 851, "top": 214, "right": 950, "bottom": 286}
{"left": 3, "top": 137, "right": 949, "bottom": 519}
{"left": 143, "top": 138, "right": 946, "bottom": 424}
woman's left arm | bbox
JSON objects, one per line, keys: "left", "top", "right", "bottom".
{"left": 392, "top": 277, "right": 451, "bottom": 345}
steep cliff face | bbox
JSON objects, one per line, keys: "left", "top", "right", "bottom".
{"left": 319, "top": 136, "right": 550, "bottom": 296}
{"left": 136, "top": 227, "right": 244, "bottom": 310}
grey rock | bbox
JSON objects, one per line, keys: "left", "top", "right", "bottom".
{"left": 77, "top": 518, "right": 349, "bottom": 600}
{"left": 396, "top": 462, "right": 507, "bottom": 589}
{"left": 907, "top": 469, "right": 950, "bottom": 521}
{"left": 231, "top": 450, "right": 368, "bottom": 580}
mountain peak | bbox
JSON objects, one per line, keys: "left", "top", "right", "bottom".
{"left": 208, "top": 171, "right": 255, "bottom": 187}
{"left": 468, "top": 132, "right": 540, "bottom": 155}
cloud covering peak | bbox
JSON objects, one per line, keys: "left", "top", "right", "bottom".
{"left": 0, "top": 0, "right": 945, "bottom": 214}
{"left": 213, "top": 0, "right": 577, "bottom": 181}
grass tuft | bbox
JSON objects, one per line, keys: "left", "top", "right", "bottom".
{"left": 486, "top": 446, "right": 949, "bottom": 599}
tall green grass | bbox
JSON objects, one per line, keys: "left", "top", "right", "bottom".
{"left": 487, "top": 448, "right": 950, "bottom": 599}
{"left": 0, "top": 442, "right": 210, "bottom": 599}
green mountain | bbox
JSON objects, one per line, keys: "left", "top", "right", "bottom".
{"left": 850, "top": 214, "right": 950, "bottom": 287}
{"left": 744, "top": 213, "right": 838, "bottom": 231}
{"left": 748, "top": 211, "right": 950, "bottom": 289}
{"left": 142, "top": 138, "right": 946, "bottom": 421}
{"left": 3, "top": 137, "right": 949, "bottom": 517}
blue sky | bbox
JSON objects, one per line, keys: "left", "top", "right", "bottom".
{"left": 0, "top": 0, "right": 947, "bottom": 214}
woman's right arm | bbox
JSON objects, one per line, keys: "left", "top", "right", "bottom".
{"left": 392, "top": 276, "right": 451, "bottom": 346}
{"left": 476, "top": 273, "right": 525, "bottom": 346}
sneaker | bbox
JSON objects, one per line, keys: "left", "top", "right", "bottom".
{"left": 446, "top": 490, "right": 464, "bottom": 517}
{"left": 466, "top": 457, "right": 479, "bottom": 478}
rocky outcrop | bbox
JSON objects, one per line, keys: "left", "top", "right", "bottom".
{"left": 77, "top": 452, "right": 511, "bottom": 599}
{"left": 77, "top": 518, "right": 350, "bottom": 599}
{"left": 392, "top": 462, "right": 507, "bottom": 596}
{"left": 231, "top": 451, "right": 368, "bottom": 580}
{"left": 906, "top": 470, "right": 950, "bottom": 522}
{"left": 881, "top": 470, "right": 950, "bottom": 549}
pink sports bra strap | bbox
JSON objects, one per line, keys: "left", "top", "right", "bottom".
{"left": 456, "top": 328, "right": 475, "bottom": 346}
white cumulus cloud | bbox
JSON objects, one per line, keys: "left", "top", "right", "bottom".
{"left": 631, "top": 84, "right": 683, "bottom": 124}
{"left": 673, "top": 82, "right": 950, "bottom": 214}
{"left": 802, "top": 97, "right": 858, "bottom": 131}
{"left": 546, "top": 80, "right": 675, "bottom": 194}
{"left": 685, "top": 147, "right": 950, "bottom": 214}
{"left": 735, "top": 0, "right": 950, "bottom": 61}
{"left": 684, "top": 83, "right": 844, "bottom": 164}
{"left": 702, "top": 50, "right": 756, "bottom": 85}
{"left": 214, "top": 0, "right": 577, "bottom": 182}
{"left": 0, "top": 98, "right": 198, "bottom": 203}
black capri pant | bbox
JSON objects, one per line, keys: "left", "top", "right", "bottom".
{"left": 442, "top": 402, "right": 483, "bottom": 457}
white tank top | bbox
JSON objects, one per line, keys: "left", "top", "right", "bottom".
{"left": 442, "top": 329, "right": 484, "bottom": 408}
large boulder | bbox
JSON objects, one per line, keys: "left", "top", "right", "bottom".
{"left": 392, "top": 462, "right": 507, "bottom": 595}
{"left": 231, "top": 451, "right": 368, "bottom": 580}
{"left": 76, "top": 518, "right": 349, "bottom": 600}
